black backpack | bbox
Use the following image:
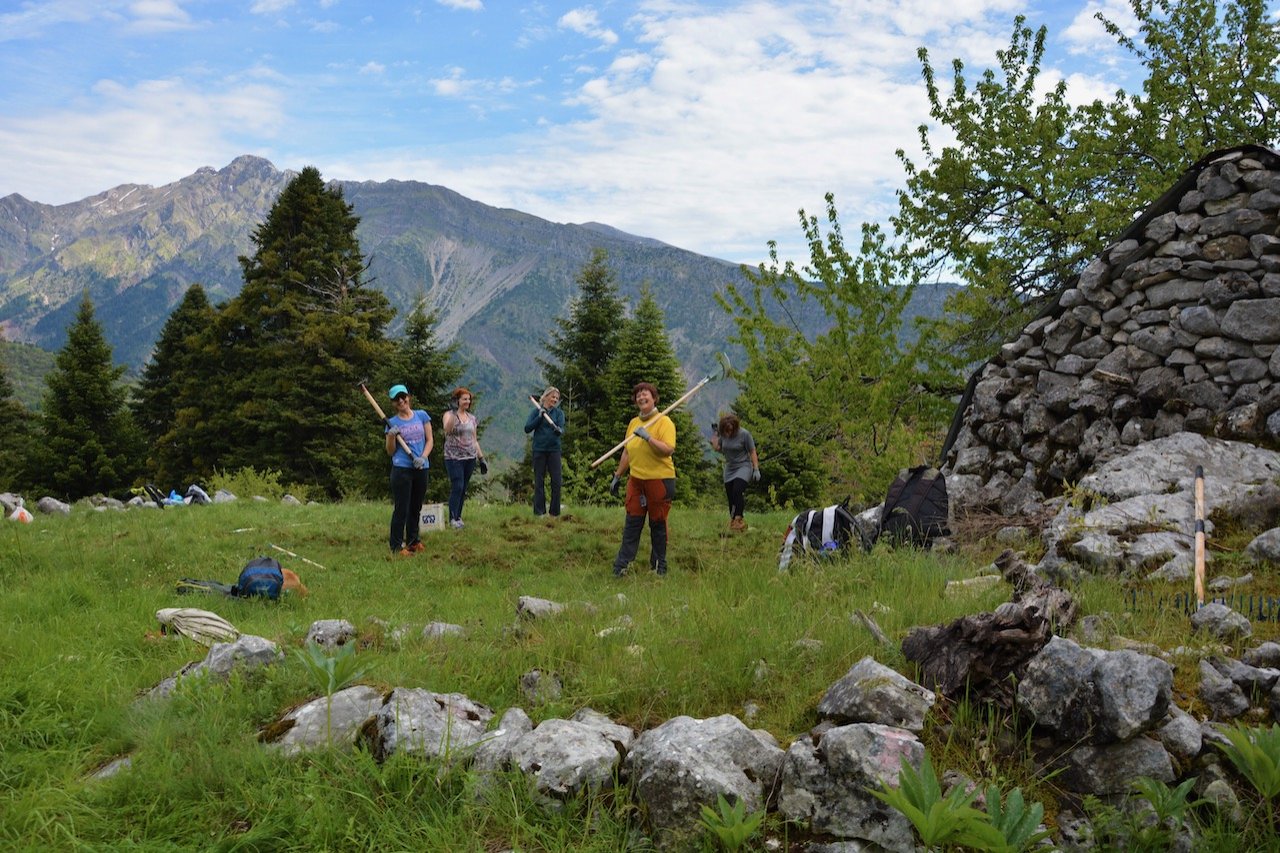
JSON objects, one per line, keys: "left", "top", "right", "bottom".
{"left": 778, "top": 501, "right": 873, "bottom": 570}
{"left": 876, "top": 465, "right": 950, "bottom": 548}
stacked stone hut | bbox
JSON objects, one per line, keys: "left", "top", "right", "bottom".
{"left": 943, "top": 144, "right": 1280, "bottom": 515}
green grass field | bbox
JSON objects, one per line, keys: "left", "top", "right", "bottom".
{"left": 2, "top": 497, "right": 1276, "bottom": 850}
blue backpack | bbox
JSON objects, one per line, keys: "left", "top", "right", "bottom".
{"left": 232, "top": 556, "right": 284, "bottom": 600}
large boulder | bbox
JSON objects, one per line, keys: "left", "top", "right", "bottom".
{"left": 626, "top": 714, "right": 783, "bottom": 845}
{"left": 777, "top": 723, "right": 921, "bottom": 851}
{"left": 267, "top": 685, "right": 386, "bottom": 755}
{"left": 1056, "top": 737, "right": 1175, "bottom": 794}
{"left": 509, "top": 715, "right": 631, "bottom": 806}
{"left": 368, "top": 688, "right": 493, "bottom": 761}
{"left": 1039, "top": 434, "right": 1280, "bottom": 579}
{"left": 816, "top": 656, "right": 936, "bottom": 733}
{"left": 1016, "top": 637, "right": 1172, "bottom": 744}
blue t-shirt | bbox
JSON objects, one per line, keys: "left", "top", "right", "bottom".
{"left": 387, "top": 410, "right": 431, "bottom": 468}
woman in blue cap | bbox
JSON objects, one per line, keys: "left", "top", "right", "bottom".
{"left": 385, "top": 383, "right": 433, "bottom": 556}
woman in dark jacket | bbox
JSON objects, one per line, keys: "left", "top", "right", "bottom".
{"left": 524, "top": 386, "right": 566, "bottom": 516}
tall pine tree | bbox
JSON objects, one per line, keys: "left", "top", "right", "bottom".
{"left": 538, "top": 248, "right": 627, "bottom": 460}
{"left": 0, "top": 349, "right": 36, "bottom": 493}
{"left": 36, "top": 296, "right": 144, "bottom": 500}
{"left": 132, "top": 284, "right": 217, "bottom": 487}
{"left": 197, "top": 167, "right": 395, "bottom": 497}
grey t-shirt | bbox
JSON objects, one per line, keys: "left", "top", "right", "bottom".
{"left": 717, "top": 428, "right": 756, "bottom": 483}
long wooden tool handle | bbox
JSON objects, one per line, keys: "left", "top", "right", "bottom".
{"left": 269, "top": 543, "right": 327, "bottom": 571}
{"left": 1194, "top": 465, "right": 1206, "bottom": 608}
{"left": 360, "top": 384, "right": 418, "bottom": 460}
{"left": 590, "top": 376, "right": 710, "bottom": 469}
{"left": 529, "top": 396, "right": 560, "bottom": 431}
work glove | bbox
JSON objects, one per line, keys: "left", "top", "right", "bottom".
{"left": 609, "top": 475, "right": 621, "bottom": 498}
{"left": 553, "top": 425, "right": 563, "bottom": 436}
{"left": 412, "top": 455, "right": 426, "bottom": 470}
{"left": 633, "top": 426, "right": 651, "bottom": 441}
{"left": 478, "top": 458, "right": 489, "bottom": 475}
{"left": 751, "top": 467, "right": 761, "bottom": 483}
{"left": 386, "top": 426, "right": 401, "bottom": 438}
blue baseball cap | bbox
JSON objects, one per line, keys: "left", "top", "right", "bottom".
{"left": 388, "top": 384, "right": 410, "bottom": 399}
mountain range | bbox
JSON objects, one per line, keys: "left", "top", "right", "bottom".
{"left": 0, "top": 155, "right": 951, "bottom": 455}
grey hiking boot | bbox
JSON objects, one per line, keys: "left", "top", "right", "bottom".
{"left": 612, "top": 564, "right": 627, "bottom": 578}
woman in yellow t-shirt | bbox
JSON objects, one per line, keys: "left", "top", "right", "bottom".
{"left": 608, "top": 382, "right": 676, "bottom": 576}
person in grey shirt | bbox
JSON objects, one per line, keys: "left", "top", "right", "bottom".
{"left": 710, "top": 413, "right": 760, "bottom": 532}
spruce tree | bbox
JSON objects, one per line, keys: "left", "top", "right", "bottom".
{"left": 538, "top": 248, "right": 626, "bottom": 459}
{"left": 199, "top": 166, "right": 395, "bottom": 497}
{"left": 0, "top": 352, "right": 36, "bottom": 493}
{"left": 132, "top": 284, "right": 217, "bottom": 487}
{"left": 36, "top": 296, "right": 144, "bottom": 500}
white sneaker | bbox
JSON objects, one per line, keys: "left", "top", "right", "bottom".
{"left": 451, "top": 519, "right": 464, "bottom": 529}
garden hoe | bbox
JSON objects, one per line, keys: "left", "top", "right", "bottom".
{"left": 590, "top": 353, "right": 732, "bottom": 469}
{"left": 356, "top": 379, "right": 424, "bottom": 468}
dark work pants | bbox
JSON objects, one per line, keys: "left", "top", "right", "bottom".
{"left": 389, "top": 465, "right": 428, "bottom": 551}
{"left": 613, "top": 478, "right": 675, "bottom": 572}
{"left": 532, "top": 450, "right": 562, "bottom": 516}
{"left": 725, "top": 477, "right": 748, "bottom": 519}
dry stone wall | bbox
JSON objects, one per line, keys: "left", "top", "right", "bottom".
{"left": 944, "top": 146, "right": 1280, "bottom": 514}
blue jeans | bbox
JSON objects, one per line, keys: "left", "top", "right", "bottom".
{"left": 445, "top": 457, "right": 476, "bottom": 522}
{"left": 532, "top": 450, "right": 562, "bottom": 516}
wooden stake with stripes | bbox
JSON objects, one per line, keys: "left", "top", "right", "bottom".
{"left": 1194, "top": 465, "right": 1206, "bottom": 609}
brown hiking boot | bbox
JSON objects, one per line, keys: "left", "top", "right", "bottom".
{"left": 408, "top": 541, "right": 426, "bottom": 553}
{"left": 396, "top": 547, "right": 413, "bottom": 557}
{"left": 730, "top": 516, "right": 747, "bottom": 532}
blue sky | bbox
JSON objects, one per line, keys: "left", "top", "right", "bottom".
{"left": 0, "top": 0, "right": 1238, "bottom": 264}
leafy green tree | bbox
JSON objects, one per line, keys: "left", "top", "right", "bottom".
{"left": 895, "top": 1, "right": 1280, "bottom": 369}
{"left": 0, "top": 350, "right": 37, "bottom": 493}
{"left": 131, "top": 284, "right": 217, "bottom": 487}
{"left": 198, "top": 166, "right": 395, "bottom": 497}
{"left": 35, "top": 296, "right": 144, "bottom": 500}
{"left": 719, "top": 196, "right": 950, "bottom": 505}
{"left": 538, "top": 248, "right": 627, "bottom": 460}
{"left": 602, "top": 286, "right": 717, "bottom": 502}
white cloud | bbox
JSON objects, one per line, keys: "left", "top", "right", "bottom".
{"left": 250, "top": 0, "right": 294, "bottom": 14}
{"left": 0, "top": 76, "right": 286, "bottom": 204}
{"left": 0, "top": 0, "right": 99, "bottom": 41}
{"left": 428, "top": 66, "right": 538, "bottom": 102}
{"left": 0, "top": 0, "right": 1152, "bottom": 265}
{"left": 1063, "top": 0, "right": 1136, "bottom": 54}
{"left": 558, "top": 7, "right": 618, "bottom": 46}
